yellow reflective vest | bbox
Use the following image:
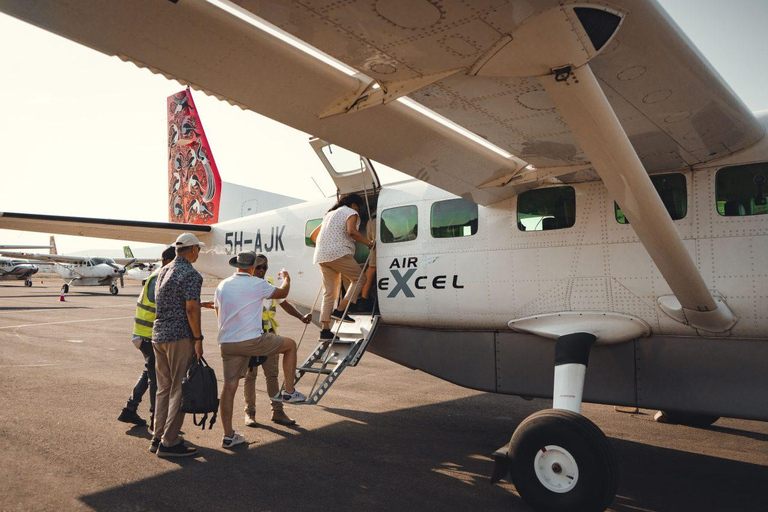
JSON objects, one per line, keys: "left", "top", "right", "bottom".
{"left": 133, "top": 271, "right": 159, "bottom": 339}
{"left": 262, "top": 276, "right": 279, "bottom": 334}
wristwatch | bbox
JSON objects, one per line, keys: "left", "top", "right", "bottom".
{"left": 193, "top": 335, "right": 205, "bottom": 342}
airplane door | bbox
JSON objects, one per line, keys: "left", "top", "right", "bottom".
{"left": 309, "top": 138, "right": 380, "bottom": 196}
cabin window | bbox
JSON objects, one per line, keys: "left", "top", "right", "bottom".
{"left": 715, "top": 162, "right": 768, "bottom": 216}
{"left": 305, "top": 219, "right": 322, "bottom": 247}
{"left": 321, "top": 144, "right": 363, "bottom": 175}
{"left": 615, "top": 173, "right": 687, "bottom": 224}
{"left": 517, "top": 186, "right": 576, "bottom": 231}
{"left": 430, "top": 198, "right": 478, "bottom": 238}
{"left": 381, "top": 205, "right": 418, "bottom": 243}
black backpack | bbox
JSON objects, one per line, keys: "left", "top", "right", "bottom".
{"left": 181, "top": 357, "right": 219, "bottom": 430}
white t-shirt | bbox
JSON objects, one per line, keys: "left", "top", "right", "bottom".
{"left": 313, "top": 206, "right": 359, "bottom": 265}
{"left": 214, "top": 273, "right": 276, "bottom": 343}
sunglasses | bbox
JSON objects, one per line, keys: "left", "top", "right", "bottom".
{"left": 254, "top": 265, "right": 268, "bottom": 271}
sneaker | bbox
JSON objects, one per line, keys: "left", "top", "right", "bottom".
{"left": 222, "top": 431, "right": 246, "bottom": 449}
{"left": 118, "top": 407, "right": 146, "bottom": 426}
{"left": 148, "top": 437, "right": 161, "bottom": 454}
{"left": 244, "top": 413, "right": 258, "bottom": 428}
{"left": 157, "top": 441, "right": 198, "bottom": 458}
{"left": 281, "top": 389, "right": 307, "bottom": 403}
{"left": 319, "top": 329, "right": 340, "bottom": 342}
{"left": 330, "top": 309, "right": 355, "bottom": 323}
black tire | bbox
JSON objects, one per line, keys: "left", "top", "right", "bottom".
{"left": 24, "top": 279, "right": 32, "bottom": 287}
{"left": 62, "top": 284, "right": 69, "bottom": 294}
{"left": 110, "top": 284, "right": 119, "bottom": 295}
{"left": 659, "top": 410, "right": 719, "bottom": 427}
{"left": 509, "top": 409, "right": 617, "bottom": 512}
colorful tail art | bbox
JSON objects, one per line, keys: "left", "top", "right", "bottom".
{"left": 167, "top": 89, "right": 222, "bottom": 224}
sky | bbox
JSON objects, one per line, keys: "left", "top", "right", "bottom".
{"left": 0, "top": 0, "right": 766, "bottom": 255}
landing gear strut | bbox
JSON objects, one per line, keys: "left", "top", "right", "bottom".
{"left": 492, "top": 333, "right": 617, "bottom": 512}
{"left": 24, "top": 279, "right": 32, "bottom": 287}
{"left": 109, "top": 284, "right": 119, "bottom": 295}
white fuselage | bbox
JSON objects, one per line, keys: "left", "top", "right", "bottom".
{"left": 54, "top": 260, "right": 123, "bottom": 287}
{"left": 125, "top": 264, "right": 158, "bottom": 282}
{"left": 0, "top": 258, "right": 38, "bottom": 282}
{"left": 192, "top": 156, "right": 768, "bottom": 341}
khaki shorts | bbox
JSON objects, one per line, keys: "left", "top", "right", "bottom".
{"left": 219, "top": 332, "right": 285, "bottom": 382}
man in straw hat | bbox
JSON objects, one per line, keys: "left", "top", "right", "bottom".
{"left": 213, "top": 250, "right": 306, "bottom": 449}
{"left": 150, "top": 233, "right": 206, "bottom": 457}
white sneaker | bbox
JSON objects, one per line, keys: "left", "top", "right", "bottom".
{"left": 281, "top": 389, "right": 307, "bottom": 403}
{"left": 222, "top": 431, "right": 246, "bottom": 448}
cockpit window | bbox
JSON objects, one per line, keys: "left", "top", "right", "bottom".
{"left": 517, "top": 186, "right": 576, "bottom": 231}
{"left": 381, "top": 205, "right": 418, "bottom": 243}
{"left": 431, "top": 198, "right": 478, "bottom": 238}
{"left": 716, "top": 162, "right": 768, "bottom": 216}
{"left": 615, "top": 173, "right": 687, "bottom": 224}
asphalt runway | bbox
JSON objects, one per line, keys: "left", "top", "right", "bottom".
{"left": 0, "top": 281, "right": 766, "bottom": 511}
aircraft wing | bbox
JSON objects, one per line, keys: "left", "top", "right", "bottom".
{"left": 113, "top": 258, "right": 159, "bottom": 266}
{"left": 0, "top": 0, "right": 762, "bottom": 205}
{"left": 0, "top": 212, "right": 211, "bottom": 245}
{"left": 0, "top": 251, "right": 87, "bottom": 264}
{"left": 0, "top": 245, "right": 53, "bottom": 250}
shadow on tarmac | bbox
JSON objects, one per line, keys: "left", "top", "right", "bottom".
{"left": 79, "top": 394, "right": 767, "bottom": 512}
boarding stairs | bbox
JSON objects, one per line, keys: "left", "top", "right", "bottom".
{"left": 274, "top": 313, "right": 380, "bottom": 405}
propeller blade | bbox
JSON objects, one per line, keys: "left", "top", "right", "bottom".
{"left": 120, "top": 275, "right": 124, "bottom": 288}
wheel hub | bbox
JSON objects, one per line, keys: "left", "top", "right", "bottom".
{"left": 534, "top": 445, "right": 579, "bottom": 493}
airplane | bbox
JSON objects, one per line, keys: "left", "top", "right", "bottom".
{"left": 0, "top": 2, "right": 766, "bottom": 511}
{"left": 122, "top": 246, "right": 160, "bottom": 283}
{"left": 0, "top": 243, "right": 52, "bottom": 287}
{"left": 0, "top": 249, "right": 149, "bottom": 295}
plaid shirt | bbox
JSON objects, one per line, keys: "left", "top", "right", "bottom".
{"left": 152, "top": 256, "right": 203, "bottom": 343}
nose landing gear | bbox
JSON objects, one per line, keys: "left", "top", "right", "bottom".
{"left": 109, "top": 284, "right": 119, "bottom": 295}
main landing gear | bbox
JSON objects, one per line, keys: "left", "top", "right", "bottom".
{"left": 24, "top": 279, "right": 32, "bottom": 287}
{"left": 109, "top": 284, "right": 119, "bottom": 295}
{"left": 491, "top": 333, "right": 617, "bottom": 512}
{"left": 62, "top": 283, "right": 70, "bottom": 294}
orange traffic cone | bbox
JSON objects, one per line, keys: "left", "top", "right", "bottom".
{"left": 60, "top": 288, "right": 66, "bottom": 302}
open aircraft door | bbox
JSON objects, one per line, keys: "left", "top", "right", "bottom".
{"left": 309, "top": 138, "right": 380, "bottom": 197}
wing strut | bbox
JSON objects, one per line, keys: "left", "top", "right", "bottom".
{"left": 540, "top": 64, "right": 735, "bottom": 332}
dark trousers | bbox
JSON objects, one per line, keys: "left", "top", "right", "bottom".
{"left": 126, "top": 339, "right": 157, "bottom": 415}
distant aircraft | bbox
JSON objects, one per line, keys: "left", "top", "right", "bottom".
{"left": 0, "top": 249, "right": 153, "bottom": 295}
{"left": 0, "top": 243, "right": 52, "bottom": 287}
{"left": 1, "top": 3, "right": 767, "bottom": 511}
{"left": 122, "top": 246, "right": 159, "bottom": 283}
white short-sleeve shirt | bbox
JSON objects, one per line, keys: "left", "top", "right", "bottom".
{"left": 313, "top": 206, "right": 359, "bottom": 265}
{"left": 214, "top": 273, "right": 276, "bottom": 343}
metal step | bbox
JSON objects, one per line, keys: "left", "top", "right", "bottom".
{"left": 298, "top": 367, "right": 334, "bottom": 375}
{"left": 274, "top": 314, "right": 380, "bottom": 405}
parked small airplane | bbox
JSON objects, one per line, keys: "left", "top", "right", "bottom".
{"left": 122, "top": 246, "right": 159, "bottom": 283}
{"left": 0, "top": 247, "right": 156, "bottom": 295}
{"left": 1, "top": 2, "right": 766, "bottom": 511}
{"left": 0, "top": 243, "right": 53, "bottom": 287}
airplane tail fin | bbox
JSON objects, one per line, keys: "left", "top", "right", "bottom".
{"left": 166, "top": 88, "right": 303, "bottom": 225}
{"left": 123, "top": 246, "right": 134, "bottom": 259}
{"left": 167, "top": 88, "right": 222, "bottom": 225}
{"left": 49, "top": 236, "right": 57, "bottom": 255}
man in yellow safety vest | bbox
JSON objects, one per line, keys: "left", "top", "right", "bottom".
{"left": 118, "top": 246, "right": 177, "bottom": 430}
{"left": 244, "top": 253, "right": 312, "bottom": 426}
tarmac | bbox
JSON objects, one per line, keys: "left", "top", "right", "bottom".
{"left": 0, "top": 281, "right": 766, "bottom": 511}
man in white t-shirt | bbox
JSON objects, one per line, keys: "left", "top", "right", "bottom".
{"left": 213, "top": 251, "right": 306, "bottom": 449}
